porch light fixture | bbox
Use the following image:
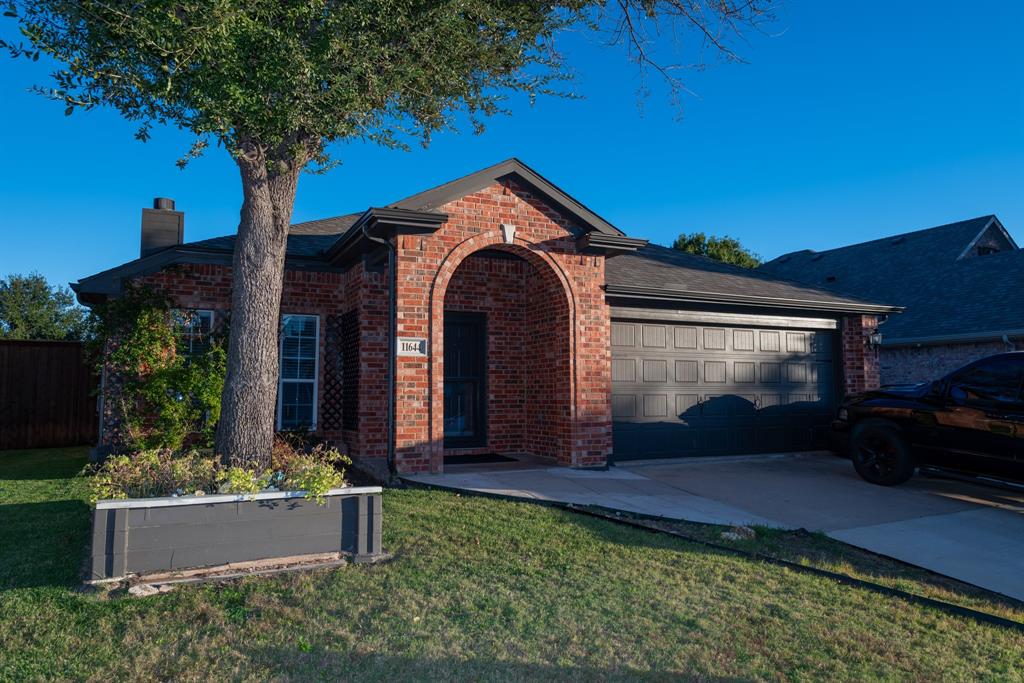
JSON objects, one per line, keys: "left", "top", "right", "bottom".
{"left": 867, "top": 331, "right": 883, "bottom": 349}
{"left": 500, "top": 222, "right": 516, "bottom": 244}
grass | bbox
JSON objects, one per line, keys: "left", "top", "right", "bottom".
{"left": 611, "top": 513, "right": 1024, "bottom": 625}
{"left": 0, "top": 448, "right": 1022, "bottom": 681}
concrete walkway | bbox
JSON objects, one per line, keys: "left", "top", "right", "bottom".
{"left": 405, "top": 452, "right": 1024, "bottom": 602}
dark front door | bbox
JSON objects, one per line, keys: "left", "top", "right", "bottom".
{"left": 444, "top": 312, "right": 487, "bottom": 448}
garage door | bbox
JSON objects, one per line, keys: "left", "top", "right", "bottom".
{"left": 611, "top": 319, "right": 836, "bottom": 461}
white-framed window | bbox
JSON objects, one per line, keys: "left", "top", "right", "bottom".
{"left": 277, "top": 314, "right": 320, "bottom": 431}
{"left": 172, "top": 309, "right": 214, "bottom": 355}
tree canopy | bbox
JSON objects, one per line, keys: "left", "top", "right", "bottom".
{"left": 0, "top": 272, "right": 91, "bottom": 341}
{"left": 3, "top": 1, "right": 771, "bottom": 168}
{"left": 673, "top": 232, "right": 762, "bottom": 268}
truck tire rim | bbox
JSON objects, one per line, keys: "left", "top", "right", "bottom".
{"left": 857, "top": 433, "right": 898, "bottom": 477}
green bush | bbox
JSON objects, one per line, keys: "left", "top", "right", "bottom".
{"left": 91, "top": 283, "right": 226, "bottom": 452}
{"left": 88, "top": 450, "right": 220, "bottom": 501}
{"left": 88, "top": 438, "right": 351, "bottom": 505}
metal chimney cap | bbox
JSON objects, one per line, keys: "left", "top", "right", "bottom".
{"left": 153, "top": 197, "right": 176, "bottom": 211}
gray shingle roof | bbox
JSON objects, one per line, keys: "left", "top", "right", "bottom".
{"left": 187, "top": 233, "right": 344, "bottom": 259}
{"left": 606, "top": 243, "right": 897, "bottom": 313}
{"left": 181, "top": 212, "right": 363, "bottom": 258}
{"left": 289, "top": 213, "right": 362, "bottom": 236}
{"left": 759, "top": 216, "right": 1024, "bottom": 343}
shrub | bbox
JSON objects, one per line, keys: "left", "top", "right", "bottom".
{"left": 88, "top": 439, "right": 351, "bottom": 505}
{"left": 271, "top": 434, "right": 352, "bottom": 504}
{"left": 91, "top": 283, "right": 226, "bottom": 452}
{"left": 88, "top": 450, "right": 220, "bottom": 501}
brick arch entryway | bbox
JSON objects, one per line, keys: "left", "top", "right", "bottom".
{"left": 429, "top": 233, "right": 577, "bottom": 472}
{"left": 391, "top": 182, "right": 614, "bottom": 474}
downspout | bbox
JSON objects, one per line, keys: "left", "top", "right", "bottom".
{"left": 362, "top": 222, "right": 397, "bottom": 475}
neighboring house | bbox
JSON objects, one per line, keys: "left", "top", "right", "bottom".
{"left": 760, "top": 216, "right": 1023, "bottom": 386}
{"left": 74, "top": 159, "right": 896, "bottom": 473}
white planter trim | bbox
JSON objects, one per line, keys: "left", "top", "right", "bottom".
{"left": 95, "top": 485, "right": 383, "bottom": 510}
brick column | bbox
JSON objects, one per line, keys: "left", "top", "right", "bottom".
{"left": 841, "top": 314, "right": 881, "bottom": 394}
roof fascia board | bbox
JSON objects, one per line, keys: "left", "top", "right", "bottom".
{"left": 604, "top": 284, "right": 903, "bottom": 315}
{"left": 882, "top": 328, "right": 1024, "bottom": 347}
{"left": 392, "top": 158, "right": 625, "bottom": 236}
{"left": 577, "top": 232, "right": 648, "bottom": 255}
{"left": 324, "top": 207, "right": 448, "bottom": 264}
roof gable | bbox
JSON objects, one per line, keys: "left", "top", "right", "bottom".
{"left": 390, "top": 158, "right": 624, "bottom": 236}
{"left": 956, "top": 216, "right": 1017, "bottom": 259}
{"left": 764, "top": 216, "right": 1002, "bottom": 274}
{"left": 759, "top": 215, "right": 1022, "bottom": 343}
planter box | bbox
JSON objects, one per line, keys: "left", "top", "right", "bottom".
{"left": 88, "top": 486, "right": 383, "bottom": 582}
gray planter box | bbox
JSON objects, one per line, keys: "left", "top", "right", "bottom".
{"left": 88, "top": 486, "right": 383, "bottom": 582}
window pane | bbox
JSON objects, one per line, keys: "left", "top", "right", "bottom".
{"left": 282, "top": 337, "right": 301, "bottom": 362}
{"left": 951, "top": 357, "right": 1024, "bottom": 404}
{"left": 281, "top": 358, "right": 300, "bottom": 379}
{"left": 280, "top": 381, "right": 315, "bottom": 430}
{"left": 174, "top": 310, "right": 214, "bottom": 356}
{"left": 299, "top": 337, "right": 317, "bottom": 359}
{"left": 278, "top": 315, "right": 318, "bottom": 430}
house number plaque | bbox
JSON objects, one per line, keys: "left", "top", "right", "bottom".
{"left": 397, "top": 337, "right": 428, "bottom": 357}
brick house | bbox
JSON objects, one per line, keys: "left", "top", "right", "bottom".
{"left": 75, "top": 159, "right": 897, "bottom": 473}
{"left": 760, "top": 216, "right": 1023, "bottom": 385}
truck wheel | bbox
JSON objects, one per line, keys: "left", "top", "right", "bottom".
{"left": 850, "top": 421, "right": 915, "bottom": 486}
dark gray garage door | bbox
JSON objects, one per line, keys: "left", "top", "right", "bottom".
{"left": 611, "top": 319, "right": 836, "bottom": 461}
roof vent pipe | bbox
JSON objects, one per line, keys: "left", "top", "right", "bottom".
{"left": 140, "top": 197, "right": 185, "bottom": 258}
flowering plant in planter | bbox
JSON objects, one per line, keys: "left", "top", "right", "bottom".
{"left": 84, "top": 435, "right": 380, "bottom": 582}
{"left": 88, "top": 436, "right": 351, "bottom": 505}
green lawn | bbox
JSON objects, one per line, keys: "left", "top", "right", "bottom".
{"left": 612, "top": 513, "right": 1024, "bottom": 625}
{"left": 1, "top": 448, "right": 1022, "bottom": 681}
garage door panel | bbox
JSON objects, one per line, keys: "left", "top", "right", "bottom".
{"left": 611, "top": 394, "right": 636, "bottom": 418}
{"left": 642, "top": 359, "right": 668, "bottom": 383}
{"left": 611, "top": 358, "right": 635, "bottom": 382}
{"left": 675, "top": 360, "right": 699, "bottom": 383}
{"left": 642, "top": 324, "right": 667, "bottom": 348}
{"left": 611, "top": 319, "right": 835, "bottom": 461}
{"left": 611, "top": 323, "right": 636, "bottom": 347}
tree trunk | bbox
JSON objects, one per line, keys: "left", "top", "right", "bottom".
{"left": 215, "top": 149, "right": 303, "bottom": 467}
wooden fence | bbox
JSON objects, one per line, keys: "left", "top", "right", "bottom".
{"left": 0, "top": 340, "right": 98, "bottom": 450}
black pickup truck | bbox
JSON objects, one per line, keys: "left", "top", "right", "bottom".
{"left": 832, "top": 352, "right": 1024, "bottom": 485}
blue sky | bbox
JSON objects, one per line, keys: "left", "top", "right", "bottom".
{"left": 1, "top": 1, "right": 1022, "bottom": 291}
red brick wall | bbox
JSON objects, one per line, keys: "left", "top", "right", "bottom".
{"left": 522, "top": 260, "right": 572, "bottom": 461}
{"left": 99, "top": 262, "right": 388, "bottom": 462}
{"left": 880, "top": 339, "right": 1020, "bottom": 385}
{"left": 842, "top": 314, "right": 881, "bottom": 394}
{"left": 393, "top": 179, "right": 612, "bottom": 473}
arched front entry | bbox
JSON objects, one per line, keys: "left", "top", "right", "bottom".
{"left": 427, "top": 233, "right": 577, "bottom": 472}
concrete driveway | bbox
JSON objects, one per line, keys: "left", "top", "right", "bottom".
{"left": 405, "top": 453, "right": 1024, "bottom": 602}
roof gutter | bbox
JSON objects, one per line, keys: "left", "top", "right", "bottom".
{"left": 577, "top": 233, "right": 648, "bottom": 255}
{"left": 325, "top": 207, "right": 448, "bottom": 266}
{"left": 604, "top": 284, "right": 904, "bottom": 315}
{"left": 882, "top": 328, "right": 1024, "bottom": 348}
